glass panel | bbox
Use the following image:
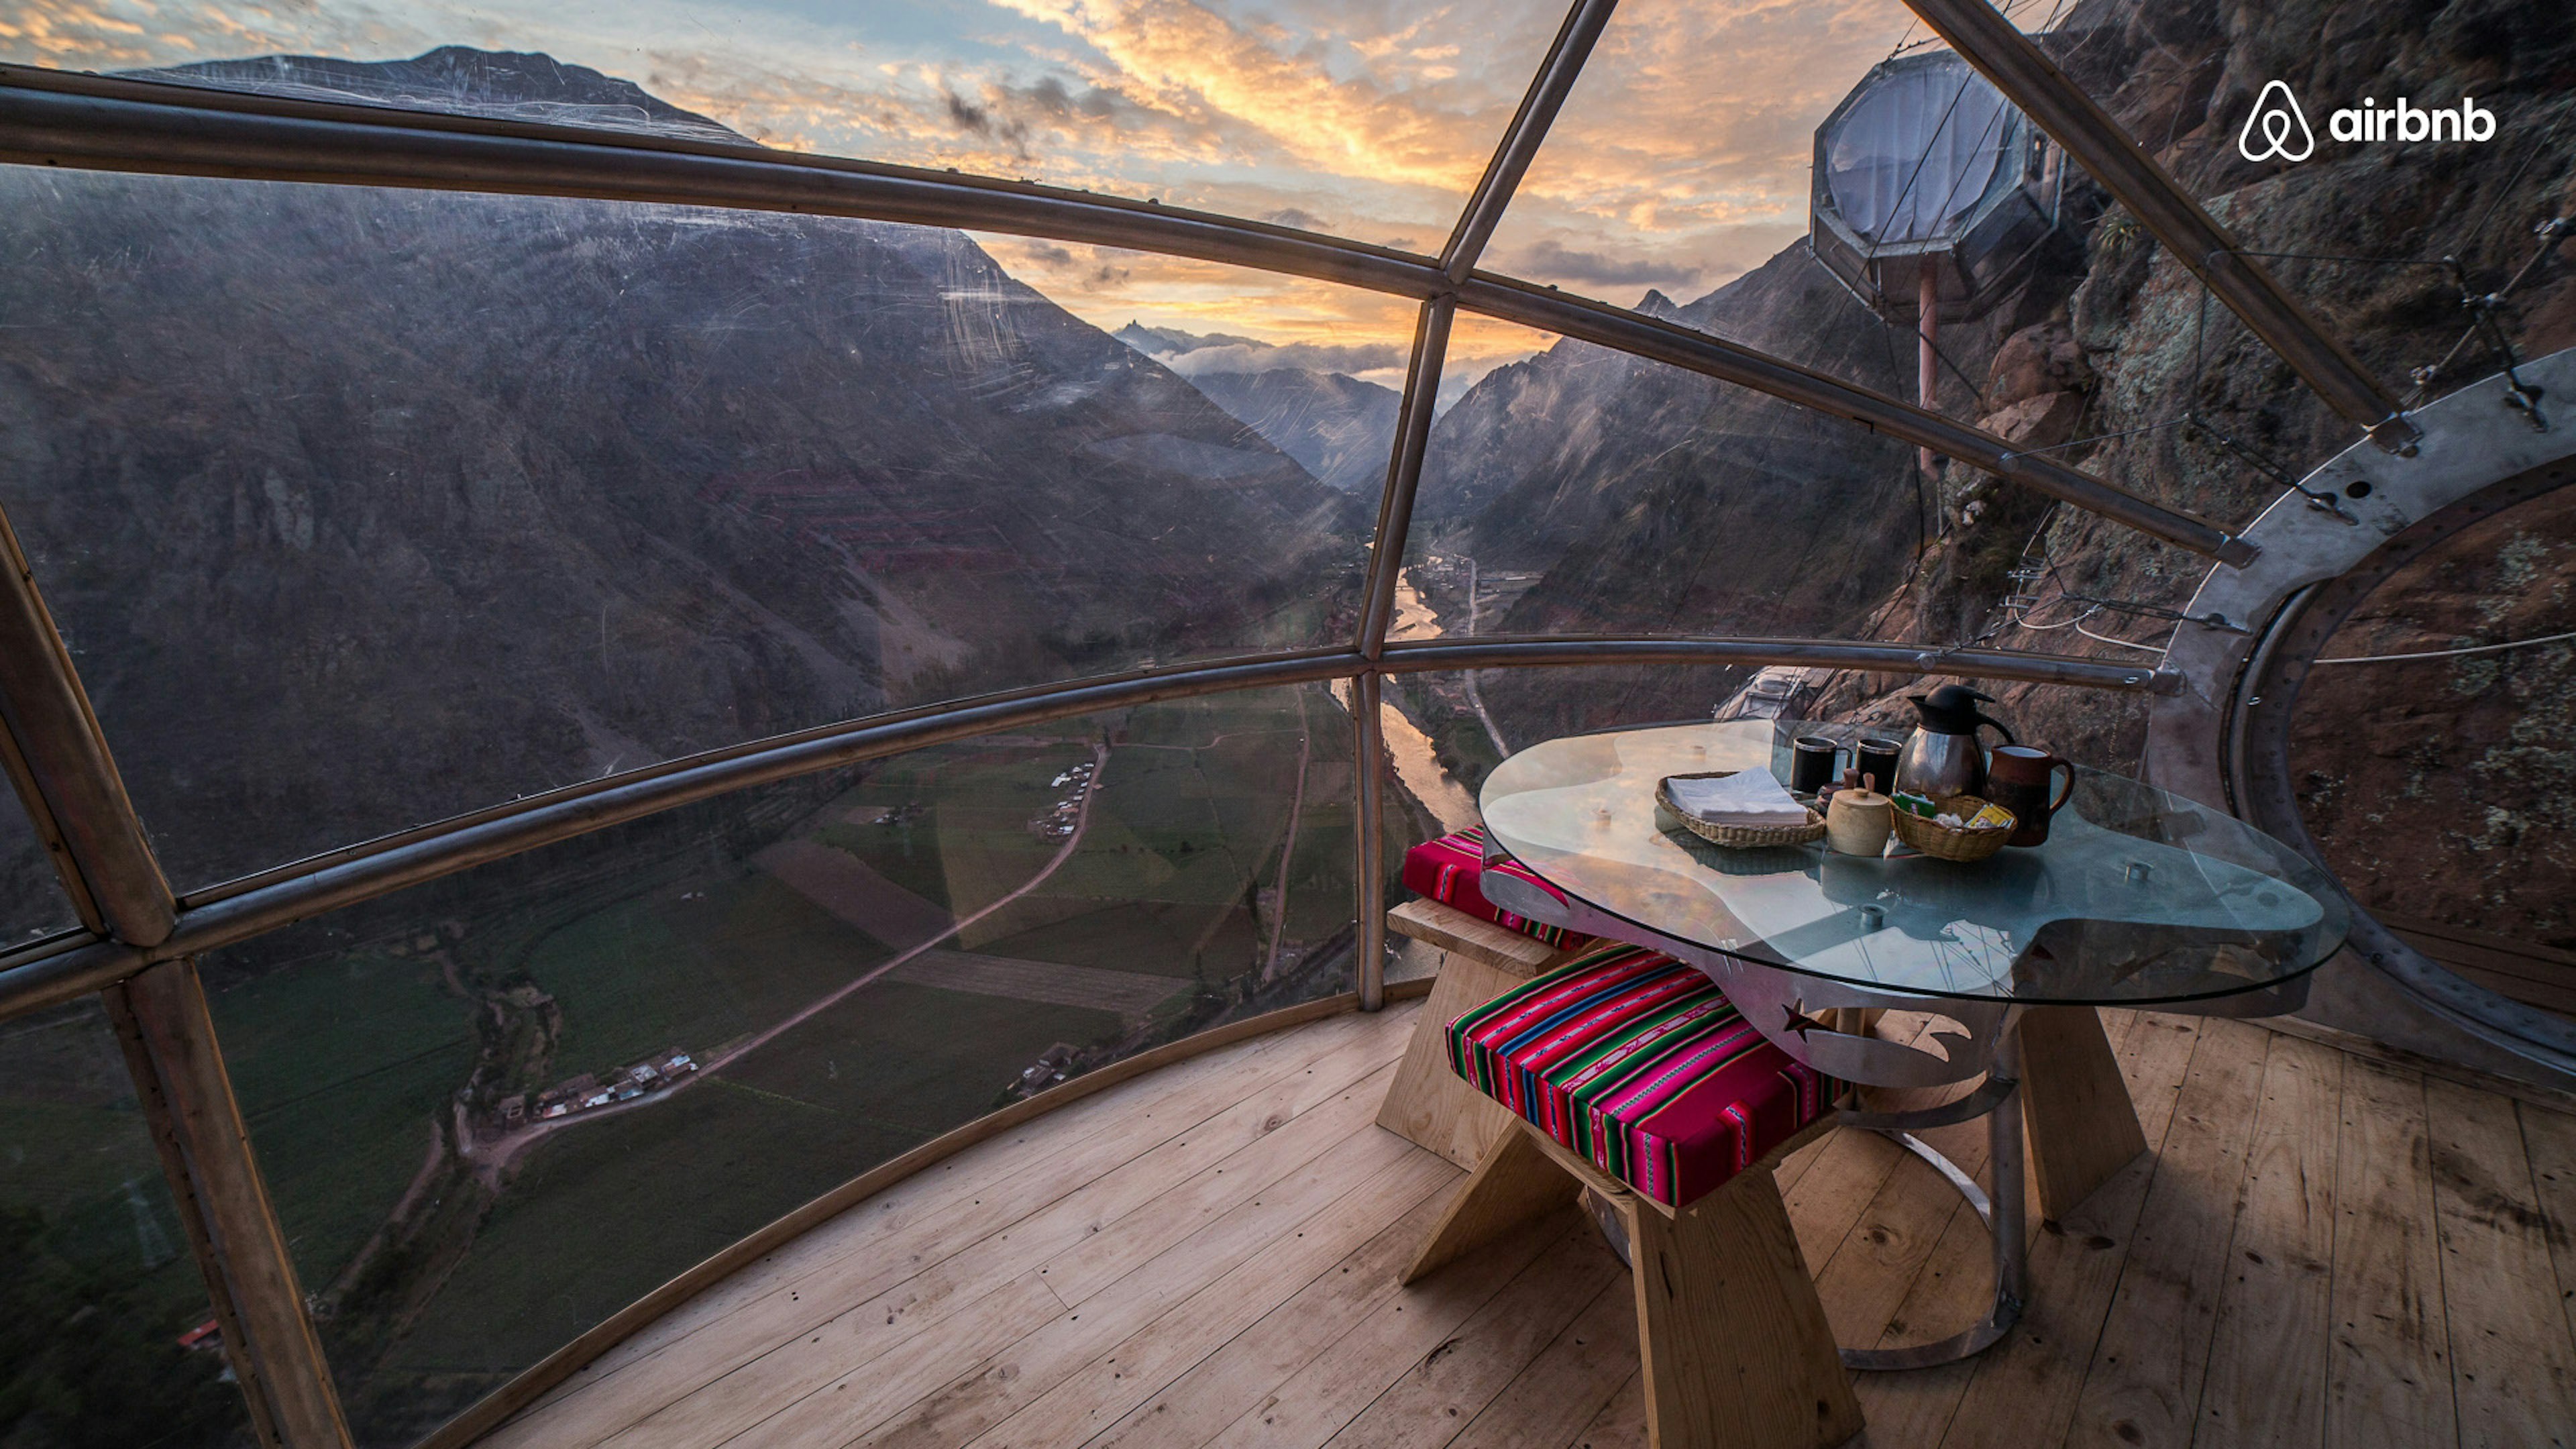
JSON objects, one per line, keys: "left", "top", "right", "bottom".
{"left": 2290, "top": 487, "right": 2576, "bottom": 984}
{"left": 1405, "top": 321, "right": 1923, "bottom": 649}
{"left": 0, "top": 998, "right": 249, "bottom": 1444}
{"left": 197, "top": 683, "right": 1358, "bottom": 1444}
{"left": 1478, "top": 0, "right": 1913, "bottom": 307}
{"left": 976, "top": 239, "right": 1415, "bottom": 493}
{"left": 0, "top": 168, "right": 1385, "bottom": 890}
{"left": 0, "top": 784, "right": 77, "bottom": 948}
{"left": 7, "top": 0, "right": 1566, "bottom": 250}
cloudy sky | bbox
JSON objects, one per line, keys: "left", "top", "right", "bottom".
{"left": 5, "top": 0, "right": 1919, "bottom": 380}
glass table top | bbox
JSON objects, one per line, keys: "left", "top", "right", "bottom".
{"left": 1479, "top": 718, "right": 2351, "bottom": 1006}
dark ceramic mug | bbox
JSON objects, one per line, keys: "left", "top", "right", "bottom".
{"left": 1855, "top": 736, "right": 1904, "bottom": 796}
{"left": 1987, "top": 745, "right": 2075, "bottom": 847}
{"left": 1789, "top": 735, "right": 1847, "bottom": 795}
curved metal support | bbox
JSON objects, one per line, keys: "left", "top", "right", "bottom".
{"left": 2149, "top": 345, "right": 2576, "bottom": 1085}
{"left": 1359, "top": 301, "right": 1455, "bottom": 655}
{"left": 1841, "top": 1031, "right": 2027, "bottom": 1371}
{"left": 1837, "top": 1071, "right": 2019, "bottom": 1132}
{"left": 1899, "top": 0, "right": 2417, "bottom": 451}
{"left": 0, "top": 62, "right": 2247, "bottom": 564}
{"left": 1352, "top": 669, "right": 1387, "bottom": 1011}
{"left": 0, "top": 631, "right": 2182, "bottom": 1024}
{"left": 1456, "top": 274, "right": 2255, "bottom": 561}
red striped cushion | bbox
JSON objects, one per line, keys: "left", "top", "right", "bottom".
{"left": 1447, "top": 943, "right": 1836, "bottom": 1209}
{"left": 1401, "top": 826, "right": 1576, "bottom": 948}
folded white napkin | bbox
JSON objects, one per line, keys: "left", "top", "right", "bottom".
{"left": 1666, "top": 770, "right": 1808, "bottom": 826}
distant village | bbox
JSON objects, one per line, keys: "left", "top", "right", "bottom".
{"left": 1028, "top": 758, "right": 1096, "bottom": 839}
{"left": 498, "top": 1048, "right": 698, "bottom": 1129}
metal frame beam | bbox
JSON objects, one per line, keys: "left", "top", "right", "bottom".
{"left": 1440, "top": 0, "right": 1620, "bottom": 283}
{"left": 0, "top": 506, "right": 177, "bottom": 944}
{"left": 0, "top": 62, "right": 2249, "bottom": 562}
{"left": 107, "top": 961, "right": 354, "bottom": 1447}
{"left": 1898, "top": 0, "right": 2419, "bottom": 453}
{"left": 0, "top": 636, "right": 2177, "bottom": 1025}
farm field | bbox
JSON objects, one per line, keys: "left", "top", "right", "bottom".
{"left": 136, "top": 683, "right": 1397, "bottom": 1443}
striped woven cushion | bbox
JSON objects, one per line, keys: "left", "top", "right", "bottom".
{"left": 1446, "top": 943, "right": 1836, "bottom": 1209}
{"left": 1401, "top": 826, "right": 1577, "bottom": 948}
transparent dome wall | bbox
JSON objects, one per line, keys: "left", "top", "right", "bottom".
{"left": 191, "top": 683, "right": 1379, "bottom": 1443}
{"left": 0, "top": 1, "right": 2401, "bottom": 1442}
{"left": 0, "top": 168, "right": 1387, "bottom": 896}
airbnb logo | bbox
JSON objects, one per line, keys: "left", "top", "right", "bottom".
{"left": 2239, "top": 79, "right": 2498, "bottom": 163}
{"left": 2239, "top": 80, "right": 2314, "bottom": 162}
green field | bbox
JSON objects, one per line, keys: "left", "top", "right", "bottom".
{"left": 382, "top": 978, "right": 1120, "bottom": 1376}
{"left": 79, "top": 682, "right": 1407, "bottom": 1445}
{"left": 214, "top": 948, "right": 476, "bottom": 1289}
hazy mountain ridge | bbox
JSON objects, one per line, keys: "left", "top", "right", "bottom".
{"left": 124, "top": 46, "right": 747, "bottom": 142}
{"left": 1114, "top": 323, "right": 1403, "bottom": 492}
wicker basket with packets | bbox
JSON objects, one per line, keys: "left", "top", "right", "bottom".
{"left": 1889, "top": 793, "right": 2017, "bottom": 863}
{"left": 1656, "top": 770, "right": 1827, "bottom": 849}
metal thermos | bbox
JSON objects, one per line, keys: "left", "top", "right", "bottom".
{"left": 1893, "top": 685, "right": 2017, "bottom": 800}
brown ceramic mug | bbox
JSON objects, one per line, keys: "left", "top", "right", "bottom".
{"left": 1986, "top": 745, "right": 2074, "bottom": 847}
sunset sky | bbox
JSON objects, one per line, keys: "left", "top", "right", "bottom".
{"left": 5, "top": 0, "right": 1926, "bottom": 383}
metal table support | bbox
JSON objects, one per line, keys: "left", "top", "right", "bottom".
{"left": 1833, "top": 1025, "right": 2027, "bottom": 1370}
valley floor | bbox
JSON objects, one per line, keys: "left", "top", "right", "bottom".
{"left": 475, "top": 995, "right": 2576, "bottom": 1449}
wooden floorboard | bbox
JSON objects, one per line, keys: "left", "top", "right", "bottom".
{"left": 2327, "top": 1059, "right": 2456, "bottom": 1449}
{"left": 473, "top": 1002, "right": 2572, "bottom": 1449}
{"left": 2426, "top": 1079, "right": 2576, "bottom": 1449}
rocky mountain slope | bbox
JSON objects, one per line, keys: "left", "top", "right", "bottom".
{"left": 1411, "top": 245, "right": 2067, "bottom": 745}
{"left": 1801, "top": 0, "right": 2576, "bottom": 949}
{"left": 0, "top": 58, "right": 1362, "bottom": 900}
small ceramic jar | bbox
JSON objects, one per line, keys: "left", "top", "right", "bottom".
{"left": 1826, "top": 787, "right": 1894, "bottom": 857}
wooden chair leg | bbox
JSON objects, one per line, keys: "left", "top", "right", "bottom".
{"left": 2019, "top": 1005, "right": 2148, "bottom": 1220}
{"left": 1376, "top": 952, "right": 1525, "bottom": 1170}
{"left": 1618, "top": 1172, "right": 1863, "bottom": 1449}
{"left": 1401, "top": 1125, "right": 1578, "bottom": 1285}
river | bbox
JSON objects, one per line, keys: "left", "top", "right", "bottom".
{"left": 1336, "top": 570, "right": 1480, "bottom": 833}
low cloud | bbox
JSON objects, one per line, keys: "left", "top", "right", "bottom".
{"left": 1149, "top": 339, "right": 1409, "bottom": 378}
{"left": 1510, "top": 239, "right": 1694, "bottom": 290}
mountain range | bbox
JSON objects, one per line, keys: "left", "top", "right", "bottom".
{"left": 0, "top": 48, "right": 1370, "bottom": 903}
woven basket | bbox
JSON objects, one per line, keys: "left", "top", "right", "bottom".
{"left": 1656, "top": 771, "right": 1827, "bottom": 849}
{"left": 1890, "top": 794, "right": 2016, "bottom": 863}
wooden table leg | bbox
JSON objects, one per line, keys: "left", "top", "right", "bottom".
{"left": 1377, "top": 951, "right": 1527, "bottom": 1171}
{"left": 2018, "top": 1005, "right": 2148, "bottom": 1220}
{"left": 1618, "top": 1173, "right": 1864, "bottom": 1449}
{"left": 1401, "top": 1125, "right": 1577, "bottom": 1284}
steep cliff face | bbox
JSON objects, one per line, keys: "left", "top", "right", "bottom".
{"left": 1805, "top": 0, "right": 2576, "bottom": 947}
{"left": 0, "top": 160, "right": 1358, "bottom": 898}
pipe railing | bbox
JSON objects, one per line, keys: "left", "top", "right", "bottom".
{"left": 0, "top": 635, "right": 2177, "bottom": 1025}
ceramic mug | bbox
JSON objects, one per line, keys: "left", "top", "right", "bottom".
{"left": 1789, "top": 735, "right": 1847, "bottom": 795}
{"left": 1986, "top": 745, "right": 2075, "bottom": 847}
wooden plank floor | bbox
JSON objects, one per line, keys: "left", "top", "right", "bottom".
{"left": 479, "top": 1000, "right": 2576, "bottom": 1449}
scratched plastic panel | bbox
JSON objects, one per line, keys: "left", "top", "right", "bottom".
{"left": 196, "top": 684, "right": 1358, "bottom": 1445}
{"left": 0, "top": 168, "right": 1386, "bottom": 897}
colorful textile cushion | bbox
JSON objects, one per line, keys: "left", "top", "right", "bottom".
{"left": 1447, "top": 943, "right": 1836, "bottom": 1210}
{"left": 1402, "top": 825, "right": 1578, "bottom": 948}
